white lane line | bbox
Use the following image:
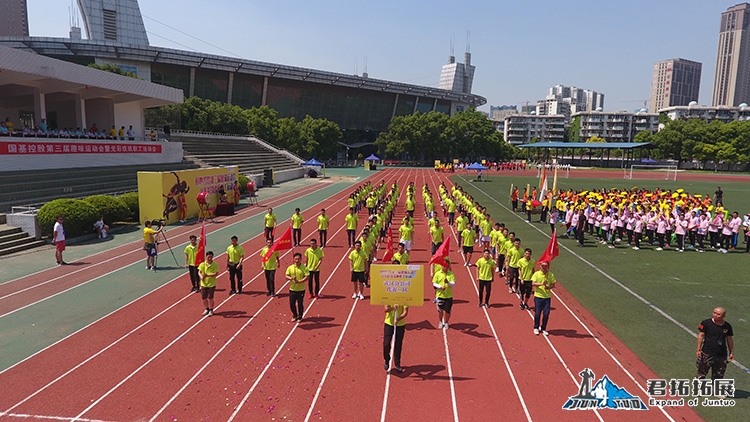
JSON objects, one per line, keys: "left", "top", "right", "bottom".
{"left": 1, "top": 413, "right": 115, "bottom": 422}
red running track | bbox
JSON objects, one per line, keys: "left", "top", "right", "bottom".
{"left": 0, "top": 168, "right": 699, "bottom": 422}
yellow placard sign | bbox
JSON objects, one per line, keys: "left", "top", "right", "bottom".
{"left": 434, "top": 160, "right": 441, "bottom": 167}
{"left": 369, "top": 264, "right": 424, "bottom": 306}
{"left": 453, "top": 159, "right": 459, "bottom": 164}
{"left": 481, "top": 159, "right": 486, "bottom": 165}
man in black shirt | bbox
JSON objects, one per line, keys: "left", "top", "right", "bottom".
{"left": 714, "top": 187, "right": 724, "bottom": 206}
{"left": 696, "top": 307, "right": 734, "bottom": 380}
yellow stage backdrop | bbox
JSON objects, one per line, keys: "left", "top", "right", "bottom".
{"left": 369, "top": 264, "right": 424, "bottom": 306}
{"left": 137, "top": 167, "right": 239, "bottom": 224}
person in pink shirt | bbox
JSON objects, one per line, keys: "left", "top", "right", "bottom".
{"left": 719, "top": 215, "right": 733, "bottom": 253}
{"left": 632, "top": 212, "right": 644, "bottom": 250}
{"left": 601, "top": 211, "right": 614, "bottom": 248}
{"left": 709, "top": 213, "right": 722, "bottom": 249}
{"left": 729, "top": 212, "right": 742, "bottom": 250}
{"left": 697, "top": 213, "right": 710, "bottom": 252}
{"left": 674, "top": 212, "right": 688, "bottom": 252}
{"left": 655, "top": 214, "right": 668, "bottom": 251}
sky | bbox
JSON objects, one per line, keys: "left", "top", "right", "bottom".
{"left": 27, "top": 0, "right": 735, "bottom": 112}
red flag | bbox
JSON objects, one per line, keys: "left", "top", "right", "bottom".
{"left": 538, "top": 229, "right": 559, "bottom": 263}
{"left": 262, "top": 226, "right": 292, "bottom": 262}
{"left": 382, "top": 228, "right": 395, "bottom": 262}
{"left": 428, "top": 236, "right": 451, "bottom": 268}
{"left": 195, "top": 221, "right": 206, "bottom": 267}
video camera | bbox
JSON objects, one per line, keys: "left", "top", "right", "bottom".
{"left": 149, "top": 219, "right": 166, "bottom": 228}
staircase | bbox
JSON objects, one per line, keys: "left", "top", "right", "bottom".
{"left": 0, "top": 224, "right": 45, "bottom": 257}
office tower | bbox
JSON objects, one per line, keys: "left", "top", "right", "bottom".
{"left": 0, "top": 0, "right": 29, "bottom": 36}
{"left": 713, "top": 3, "right": 750, "bottom": 106}
{"left": 649, "top": 58, "right": 702, "bottom": 113}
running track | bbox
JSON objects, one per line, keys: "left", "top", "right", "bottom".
{"left": 0, "top": 168, "right": 699, "bottom": 421}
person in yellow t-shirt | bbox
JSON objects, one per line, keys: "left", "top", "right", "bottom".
{"left": 143, "top": 220, "right": 163, "bottom": 271}
{"left": 517, "top": 248, "right": 535, "bottom": 311}
{"left": 430, "top": 219, "right": 444, "bottom": 255}
{"left": 532, "top": 261, "right": 556, "bottom": 336}
{"left": 461, "top": 223, "right": 477, "bottom": 266}
{"left": 260, "top": 238, "right": 280, "bottom": 297}
{"left": 264, "top": 207, "right": 277, "bottom": 241}
{"left": 198, "top": 251, "right": 219, "bottom": 317}
{"left": 505, "top": 237, "right": 522, "bottom": 294}
{"left": 383, "top": 303, "right": 409, "bottom": 372}
{"left": 291, "top": 208, "right": 304, "bottom": 247}
{"left": 475, "top": 249, "right": 496, "bottom": 308}
{"left": 432, "top": 259, "right": 456, "bottom": 329}
{"left": 226, "top": 235, "right": 245, "bottom": 295}
{"left": 317, "top": 208, "right": 330, "bottom": 247}
{"left": 349, "top": 241, "right": 367, "bottom": 300}
{"left": 392, "top": 242, "right": 410, "bottom": 265}
{"left": 345, "top": 208, "right": 358, "bottom": 247}
{"left": 285, "top": 252, "right": 310, "bottom": 322}
{"left": 184, "top": 235, "right": 200, "bottom": 293}
{"left": 304, "top": 238, "right": 324, "bottom": 298}
{"left": 398, "top": 219, "right": 414, "bottom": 251}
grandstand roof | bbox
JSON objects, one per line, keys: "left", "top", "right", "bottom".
{"left": 517, "top": 142, "right": 652, "bottom": 149}
{"left": 0, "top": 44, "right": 183, "bottom": 107}
{"left": 0, "top": 37, "right": 486, "bottom": 107}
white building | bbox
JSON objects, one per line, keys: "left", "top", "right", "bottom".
{"left": 573, "top": 109, "right": 659, "bottom": 142}
{"left": 660, "top": 102, "right": 750, "bottom": 123}
{"left": 503, "top": 114, "right": 566, "bottom": 146}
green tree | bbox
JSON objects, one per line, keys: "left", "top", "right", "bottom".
{"left": 585, "top": 136, "right": 606, "bottom": 143}
{"left": 245, "top": 106, "right": 279, "bottom": 142}
{"left": 87, "top": 63, "right": 139, "bottom": 79}
{"left": 298, "top": 116, "right": 342, "bottom": 159}
{"left": 568, "top": 116, "right": 581, "bottom": 143}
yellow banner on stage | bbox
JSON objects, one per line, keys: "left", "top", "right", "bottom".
{"left": 369, "top": 264, "right": 424, "bottom": 306}
{"left": 137, "top": 167, "right": 239, "bottom": 225}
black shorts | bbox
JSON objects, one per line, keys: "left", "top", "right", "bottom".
{"left": 462, "top": 245, "right": 474, "bottom": 254}
{"left": 351, "top": 271, "right": 367, "bottom": 283}
{"left": 436, "top": 297, "right": 453, "bottom": 313}
{"left": 520, "top": 280, "right": 532, "bottom": 298}
{"left": 201, "top": 286, "right": 215, "bottom": 299}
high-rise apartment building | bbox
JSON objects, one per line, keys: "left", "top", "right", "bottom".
{"left": 0, "top": 0, "right": 29, "bottom": 36}
{"left": 712, "top": 3, "right": 750, "bottom": 106}
{"left": 649, "top": 58, "right": 702, "bottom": 113}
{"left": 439, "top": 51, "right": 476, "bottom": 95}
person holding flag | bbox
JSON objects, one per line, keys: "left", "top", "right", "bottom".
{"left": 533, "top": 230, "right": 560, "bottom": 335}
{"left": 261, "top": 226, "right": 293, "bottom": 296}
{"left": 184, "top": 235, "right": 200, "bottom": 293}
{"left": 432, "top": 257, "right": 456, "bottom": 329}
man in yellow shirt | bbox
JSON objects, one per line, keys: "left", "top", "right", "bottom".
{"left": 383, "top": 304, "right": 409, "bottom": 373}
{"left": 305, "top": 238, "right": 324, "bottom": 298}
{"left": 532, "top": 261, "right": 557, "bottom": 336}
{"left": 349, "top": 241, "right": 367, "bottom": 300}
{"left": 285, "top": 252, "right": 310, "bottom": 322}
{"left": 260, "top": 238, "right": 280, "bottom": 296}
{"left": 461, "top": 222, "right": 477, "bottom": 266}
{"left": 398, "top": 218, "right": 414, "bottom": 252}
{"left": 345, "top": 208, "right": 358, "bottom": 247}
{"left": 198, "top": 251, "right": 219, "bottom": 317}
{"left": 455, "top": 210, "right": 469, "bottom": 251}
{"left": 430, "top": 219, "right": 444, "bottom": 255}
{"left": 184, "top": 235, "right": 200, "bottom": 293}
{"left": 226, "top": 235, "right": 245, "bottom": 295}
{"left": 475, "top": 249, "right": 496, "bottom": 308}
{"left": 392, "top": 243, "right": 410, "bottom": 265}
{"left": 292, "top": 208, "right": 304, "bottom": 247}
{"left": 432, "top": 259, "right": 456, "bottom": 329}
{"left": 264, "top": 207, "right": 277, "bottom": 241}
{"left": 505, "top": 236, "right": 522, "bottom": 294}
{"left": 517, "top": 248, "right": 535, "bottom": 310}
{"left": 143, "top": 220, "right": 163, "bottom": 271}
{"left": 317, "top": 208, "right": 330, "bottom": 247}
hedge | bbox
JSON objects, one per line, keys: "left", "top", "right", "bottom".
{"left": 118, "top": 192, "right": 139, "bottom": 222}
{"left": 84, "top": 195, "right": 130, "bottom": 223}
{"left": 38, "top": 198, "right": 99, "bottom": 238}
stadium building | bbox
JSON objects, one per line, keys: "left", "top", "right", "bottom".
{"left": 0, "top": 0, "right": 485, "bottom": 140}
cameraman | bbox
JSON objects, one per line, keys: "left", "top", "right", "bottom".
{"left": 144, "top": 220, "right": 164, "bottom": 271}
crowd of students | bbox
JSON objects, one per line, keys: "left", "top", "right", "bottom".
{"left": 0, "top": 117, "right": 151, "bottom": 140}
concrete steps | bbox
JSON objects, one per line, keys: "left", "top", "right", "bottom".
{"left": 0, "top": 225, "right": 45, "bottom": 257}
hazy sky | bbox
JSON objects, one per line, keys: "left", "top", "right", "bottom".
{"left": 28, "top": 0, "right": 733, "bottom": 112}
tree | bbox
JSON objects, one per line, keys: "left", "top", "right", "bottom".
{"left": 244, "top": 106, "right": 279, "bottom": 142}
{"left": 298, "top": 116, "right": 342, "bottom": 159}
{"left": 87, "top": 63, "right": 139, "bottom": 79}
{"left": 585, "top": 136, "right": 606, "bottom": 143}
{"left": 568, "top": 116, "right": 581, "bottom": 143}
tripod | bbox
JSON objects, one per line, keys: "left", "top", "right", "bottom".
{"left": 154, "top": 226, "right": 180, "bottom": 268}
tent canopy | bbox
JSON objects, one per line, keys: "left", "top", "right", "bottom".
{"left": 301, "top": 158, "right": 324, "bottom": 166}
{"left": 365, "top": 154, "right": 380, "bottom": 161}
{"left": 466, "top": 162, "right": 488, "bottom": 170}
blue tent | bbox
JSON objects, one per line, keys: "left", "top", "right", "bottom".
{"left": 301, "top": 158, "right": 324, "bottom": 166}
{"left": 466, "top": 162, "right": 488, "bottom": 170}
{"left": 365, "top": 154, "right": 381, "bottom": 161}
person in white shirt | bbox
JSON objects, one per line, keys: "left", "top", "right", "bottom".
{"left": 94, "top": 216, "right": 109, "bottom": 239}
{"left": 53, "top": 216, "right": 67, "bottom": 265}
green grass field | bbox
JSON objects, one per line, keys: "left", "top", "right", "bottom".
{"left": 451, "top": 172, "right": 749, "bottom": 422}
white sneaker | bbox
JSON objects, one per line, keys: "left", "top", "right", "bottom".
{"left": 443, "top": 323, "right": 449, "bottom": 330}
{"left": 438, "top": 322, "right": 444, "bottom": 329}
{"left": 632, "top": 246, "right": 639, "bottom": 250}
{"left": 534, "top": 328, "right": 540, "bottom": 335}
{"left": 608, "top": 245, "right": 615, "bottom": 249}
{"left": 352, "top": 293, "right": 358, "bottom": 299}
{"left": 656, "top": 247, "right": 663, "bottom": 251}
{"left": 509, "top": 287, "right": 513, "bottom": 293}
{"left": 542, "top": 330, "right": 549, "bottom": 336}
{"left": 359, "top": 294, "right": 365, "bottom": 300}
{"left": 721, "top": 249, "right": 728, "bottom": 254}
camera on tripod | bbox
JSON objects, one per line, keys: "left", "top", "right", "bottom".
{"left": 150, "top": 219, "right": 166, "bottom": 228}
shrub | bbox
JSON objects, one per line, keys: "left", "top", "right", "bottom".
{"left": 84, "top": 195, "right": 130, "bottom": 223}
{"left": 238, "top": 175, "right": 250, "bottom": 194}
{"left": 118, "top": 192, "right": 140, "bottom": 222}
{"left": 38, "top": 198, "right": 99, "bottom": 238}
